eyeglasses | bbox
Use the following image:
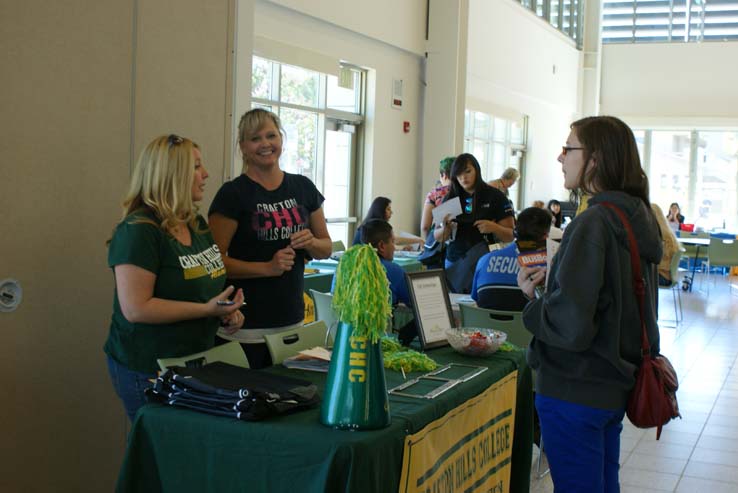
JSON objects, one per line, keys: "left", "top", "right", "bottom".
{"left": 464, "top": 197, "right": 473, "bottom": 214}
{"left": 168, "top": 134, "right": 184, "bottom": 147}
{"left": 561, "top": 146, "right": 584, "bottom": 156}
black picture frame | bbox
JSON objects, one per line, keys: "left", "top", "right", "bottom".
{"left": 404, "top": 269, "right": 454, "bottom": 349}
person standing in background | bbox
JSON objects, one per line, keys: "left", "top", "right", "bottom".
{"left": 208, "top": 109, "right": 332, "bottom": 369}
{"left": 488, "top": 167, "right": 520, "bottom": 197}
{"left": 435, "top": 154, "right": 514, "bottom": 268}
{"left": 420, "top": 156, "right": 455, "bottom": 239}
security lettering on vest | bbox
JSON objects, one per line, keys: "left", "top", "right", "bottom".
{"left": 485, "top": 254, "right": 519, "bottom": 275}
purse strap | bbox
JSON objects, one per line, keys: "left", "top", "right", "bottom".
{"left": 600, "top": 202, "right": 650, "bottom": 355}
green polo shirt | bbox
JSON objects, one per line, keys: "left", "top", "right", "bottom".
{"left": 104, "top": 212, "right": 227, "bottom": 373}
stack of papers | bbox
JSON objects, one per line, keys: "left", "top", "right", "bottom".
{"left": 283, "top": 347, "right": 332, "bottom": 372}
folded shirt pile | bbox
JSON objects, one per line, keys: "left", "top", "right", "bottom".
{"left": 146, "top": 361, "right": 320, "bottom": 421}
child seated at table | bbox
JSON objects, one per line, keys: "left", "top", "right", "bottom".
{"left": 471, "top": 207, "right": 553, "bottom": 311}
{"left": 333, "top": 219, "right": 417, "bottom": 344}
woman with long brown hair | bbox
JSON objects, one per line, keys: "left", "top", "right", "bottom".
{"left": 518, "top": 116, "right": 662, "bottom": 491}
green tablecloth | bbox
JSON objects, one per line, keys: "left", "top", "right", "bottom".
{"left": 117, "top": 347, "right": 533, "bottom": 493}
{"left": 304, "top": 271, "right": 334, "bottom": 294}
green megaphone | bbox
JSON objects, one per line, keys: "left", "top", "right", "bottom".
{"left": 320, "top": 321, "right": 391, "bottom": 429}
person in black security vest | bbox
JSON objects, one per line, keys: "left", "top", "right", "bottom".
{"left": 105, "top": 135, "right": 245, "bottom": 421}
{"left": 209, "top": 109, "right": 332, "bottom": 368}
{"left": 471, "top": 207, "right": 553, "bottom": 311}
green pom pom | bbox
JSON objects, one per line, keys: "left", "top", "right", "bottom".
{"left": 380, "top": 336, "right": 438, "bottom": 372}
{"left": 332, "top": 245, "right": 392, "bottom": 343}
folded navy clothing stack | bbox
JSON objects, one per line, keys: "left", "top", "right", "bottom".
{"left": 146, "top": 361, "right": 320, "bottom": 421}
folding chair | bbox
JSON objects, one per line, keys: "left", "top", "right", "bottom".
{"left": 658, "top": 247, "right": 685, "bottom": 325}
{"left": 309, "top": 289, "right": 338, "bottom": 345}
{"left": 157, "top": 341, "right": 249, "bottom": 372}
{"left": 263, "top": 321, "right": 328, "bottom": 365}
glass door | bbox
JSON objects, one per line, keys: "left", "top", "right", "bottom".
{"left": 323, "top": 119, "right": 357, "bottom": 247}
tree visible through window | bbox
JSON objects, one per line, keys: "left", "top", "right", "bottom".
{"left": 250, "top": 56, "right": 365, "bottom": 245}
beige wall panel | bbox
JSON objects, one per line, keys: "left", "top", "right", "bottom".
{"left": 1, "top": 0, "right": 235, "bottom": 490}
{"left": 0, "top": 1, "right": 134, "bottom": 491}
{"left": 133, "top": 0, "right": 232, "bottom": 209}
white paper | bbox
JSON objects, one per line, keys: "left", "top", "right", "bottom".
{"left": 545, "top": 238, "right": 561, "bottom": 290}
{"left": 411, "top": 276, "right": 453, "bottom": 343}
{"left": 432, "top": 197, "right": 462, "bottom": 226}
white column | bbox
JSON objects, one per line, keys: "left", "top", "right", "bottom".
{"left": 580, "top": 0, "right": 602, "bottom": 117}
{"left": 421, "top": 0, "right": 469, "bottom": 198}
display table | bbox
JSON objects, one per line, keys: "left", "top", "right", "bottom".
{"left": 304, "top": 269, "right": 334, "bottom": 294}
{"left": 308, "top": 256, "right": 423, "bottom": 274}
{"left": 116, "top": 347, "right": 533, "bottom": 493}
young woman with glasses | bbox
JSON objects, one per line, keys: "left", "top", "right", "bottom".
{"left": 434, "top": 153, "right": 514, "bottom": 268}
{"left": 517, "top": 116, "right": 662, "bottom": 492}
{"left": 105, "top": 135, "right": 245, "bottom": 421}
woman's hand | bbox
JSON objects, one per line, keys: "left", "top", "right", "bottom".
{"left": 433, "top": 214, "right": 453, "bottom": 242}
{"left": 290, "top": 228, "right": 315, "bottom": 250}
{"left": 207, "top": 285, "right": 245, "bottom": 315}
{"left": 517, "top": 265, "right": 546, "bottom": 300}
{"left": 268, "top": 246, "right": 296, "bottom": 276}
{"left": 220, "top": 309, "right": 245, "bottom": 335}
{"left": 474, "top": 219, "right": 496, "bottom": 234}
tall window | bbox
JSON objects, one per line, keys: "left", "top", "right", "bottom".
{"left": 251, "top": 56, "right": 365, "bottom": 245}
{"left": 637, "top": 129, "right": 738, "bottom": 230}
{"left": 603, "top": 0, "right": 738, "bottom": 43}
{"left": 463, "top": 110, "right": 528, "bottom": 209}
{"left": 517, "top": 0, "right": 585, "bottom": 47}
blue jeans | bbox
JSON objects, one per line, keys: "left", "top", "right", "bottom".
{"left": 536, "top": 394, "right": 626, "bottom": 493}
{"left": 106, "top": 355, "right": 156, "bottom": 422}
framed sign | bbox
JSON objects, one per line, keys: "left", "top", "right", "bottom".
{"left": 405, "top": 269, "right": 454, "bottom": 349}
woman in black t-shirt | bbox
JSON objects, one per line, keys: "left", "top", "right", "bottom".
{"left": 434, "top": 153, "right": 515, "bottom": 267}
{"left": 209, "top": 109, "right": 332, "bottom": 368}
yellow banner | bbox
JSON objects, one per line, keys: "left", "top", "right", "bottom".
{"left": 398, "top": 370, "right": 518, "bottom": 493}
{"left": 303, "top": 292, "right": 315, "bottom": 324}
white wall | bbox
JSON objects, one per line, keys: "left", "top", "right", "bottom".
{"left": 267, "top": 0, "right": 426, "bottom": 56}
{"left": 601, "top": 43, "right": 738, "bottom": 126}
{"left": 255, "top": 1, "right": 426, "bottom": 234}
{"left": 466, "top": 0, "right": 581, "bottom": 205}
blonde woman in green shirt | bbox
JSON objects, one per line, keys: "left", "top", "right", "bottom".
{"left": 105, "top": 135, "right": 244, "bottom": 421}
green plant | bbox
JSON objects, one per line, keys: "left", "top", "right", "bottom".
{"left": 332, "top": 244, "right": 392, "bottom": 343}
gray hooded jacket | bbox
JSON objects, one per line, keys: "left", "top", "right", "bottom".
{"left": 523, "top": 191, "right": 663, "bottom": 410}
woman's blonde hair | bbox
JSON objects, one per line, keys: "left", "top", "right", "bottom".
{"left": 651, "top": 203, "right": 679, "bottom": 260}
{"left": 237, "top": 108, "right": 283, "bottom": 144}
{"left": 120, "top": 134, "right": 201, "bottom": 232}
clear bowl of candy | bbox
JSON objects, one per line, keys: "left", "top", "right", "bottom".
{"left": 445, "top": 327, "right": 508, "bottom": 357}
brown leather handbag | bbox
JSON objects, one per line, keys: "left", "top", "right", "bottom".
{"left": 602, "top": 202, "right": 681, "bottom": 440}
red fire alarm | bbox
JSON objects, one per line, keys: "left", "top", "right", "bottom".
{"left": 403, "top": 121, "right": 410, "bottom": 133}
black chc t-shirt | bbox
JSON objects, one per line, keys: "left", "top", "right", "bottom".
{"left": 209, "top": 173, "right": 324, "bottom": 328}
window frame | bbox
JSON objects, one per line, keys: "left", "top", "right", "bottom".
{"left": 249, "top": 56, "right": 367, "bottom": 246}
